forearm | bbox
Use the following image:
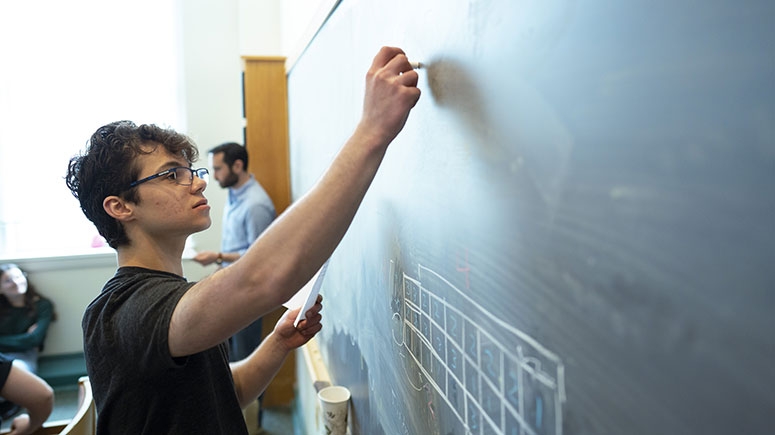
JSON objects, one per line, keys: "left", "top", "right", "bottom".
{"left": 220, "top": 251, "right": 241, "bottom": 264}
{"left": 20, "top": 401, "right": 52, "bottom": 435}
{"left": 0, "top": 334, "right": 40, "bottom": 352}
{"left": 230, "top": 45, "right": 420, "bottom": 302}
{"left": 230, "top": 333, "right": 290, "bottom": 408}
{"left": 192, "top": 250, "right": 240, "bottom": 266}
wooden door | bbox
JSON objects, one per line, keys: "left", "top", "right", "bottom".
{"left": 242, "top": 56, "right": 294, "bottom": 407}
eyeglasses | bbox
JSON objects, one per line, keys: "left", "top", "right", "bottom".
{"left": 129, "top": 167, "right": 209, "bottom": 189}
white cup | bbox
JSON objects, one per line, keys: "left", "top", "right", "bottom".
{"left": 318, "top": 385, "right": 351, "bottom": 435}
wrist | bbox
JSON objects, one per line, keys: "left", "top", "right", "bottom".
{"left": 215, "top": 252, "right": 223, "bottom": 265}
{"left": 264, "top": 331, "right": 293, "bottom": 355}
{"left": 352, "top": 122, "right": 391, "bottom": 155}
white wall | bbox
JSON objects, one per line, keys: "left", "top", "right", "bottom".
{"left": 239, "top": 0, "right": 282, "bottom": 55}
{"left": 281, "top": 0, "right": 342, "bottom": 69}
{"left": 181, "top": 0, "right": 244, "bottom": 257}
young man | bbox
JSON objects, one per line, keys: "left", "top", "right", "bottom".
{"left": 64, "top": 46, "right": 420, "bottom": 434}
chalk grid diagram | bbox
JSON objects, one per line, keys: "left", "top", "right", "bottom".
{"left": 391, "top": 262, "right": 566, "bottom": 435}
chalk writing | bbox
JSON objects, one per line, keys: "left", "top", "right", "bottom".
{"left": 392, "top": 262, "right": 566, "bottom": 435}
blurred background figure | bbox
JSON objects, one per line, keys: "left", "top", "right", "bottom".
{"left": 0, "top": 264, "right": 57, "bottom": 374}
{"left": 0, "top": 264, "right": 56, "bottom": 422}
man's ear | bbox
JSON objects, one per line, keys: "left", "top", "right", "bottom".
{"left": 103, "top": 196, "right": 135, "bottom": 222}
{"left": 232, "top": 159, "right": 245, "bottom": 173}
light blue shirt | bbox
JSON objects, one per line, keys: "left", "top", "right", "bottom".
{"left": 221, "top": 175, "right": 276, "bottom": 265}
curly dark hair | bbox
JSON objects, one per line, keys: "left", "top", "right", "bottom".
{"left": 65, "top": 121, "right": 199, "bottom": 248}
{"left": 0, "top": 263, "right": 57, "bottom": 321}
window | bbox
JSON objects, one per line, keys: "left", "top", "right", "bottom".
{"left": 0, "top": 0, "right": 184, "bottom": 259}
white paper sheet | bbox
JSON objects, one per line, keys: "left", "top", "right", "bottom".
{"left": 282, "top": 260, "right": 329, "bottom": 327}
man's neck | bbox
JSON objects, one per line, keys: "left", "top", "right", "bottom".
{"left": 230, "top": 172, "right": 252, "bottom": 191}
{"left": 115, "top": 234, "right": 186, "bottom": 276}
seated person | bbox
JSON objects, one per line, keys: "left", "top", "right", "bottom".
{"left": 0, "top": 352, "right": 54, "bottom": 435}
{"left": 0, "top": 264, "right": 57, "bottom": 373}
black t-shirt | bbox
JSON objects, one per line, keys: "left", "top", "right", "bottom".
{"left": 82, "top": 267, "right": 247, "bottom": 435}
{"left": 0, "top": 353, "right": 12, "bottom": 388}
{"left": 0, "top": 353, "right": 13, "bottom": 426}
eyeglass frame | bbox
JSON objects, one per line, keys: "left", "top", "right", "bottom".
{"left": 128, "top": 167, "right": 209, "bottom": 190}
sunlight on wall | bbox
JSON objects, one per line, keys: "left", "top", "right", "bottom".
{"left": 0, "top": 0, "right": 183, "bottom": 258}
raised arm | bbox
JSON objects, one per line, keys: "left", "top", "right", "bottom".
{"left": 169, "top": 46, "right": 420, "bottom": 357}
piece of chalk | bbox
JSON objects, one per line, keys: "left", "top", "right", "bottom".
{"left": 409, "top": 61, "right": 422, "bottom": 69}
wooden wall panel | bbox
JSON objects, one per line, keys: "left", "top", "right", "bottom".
{"left": 242, "top": 56, "right": 291, "bottom": 214}
{"left": 242, "top": 56, "right": 294, "bottom": 407}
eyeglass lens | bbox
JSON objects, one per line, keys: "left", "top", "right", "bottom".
{"left": 174, "top": 167, "right": 209, "bottom": 185}
{"left": 195, "top": 168, "right": 209, "bottom": 184}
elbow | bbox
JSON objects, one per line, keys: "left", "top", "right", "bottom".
{"left": 29, "top": 384, "right": 55, "bottom": 423}
{"left": 41, "top": 383, "right": 55, "bottom": 415}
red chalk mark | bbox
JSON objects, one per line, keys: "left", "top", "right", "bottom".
{"left": 455, "top": 249, "right": 471, "bottom": 289}
{"left": 424, "top": 384, "right": 436, "bottom": 420}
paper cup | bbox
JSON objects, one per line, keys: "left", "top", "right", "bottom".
{"left": 318, "top": 385, "right": 351, "bottom": 435}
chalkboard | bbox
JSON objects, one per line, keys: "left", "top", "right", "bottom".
{"left": 286, "top": 1, "right": 775, "bottom": 434}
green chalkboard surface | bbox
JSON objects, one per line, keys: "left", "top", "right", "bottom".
{"left": 287, "top": 1, "right": 774, "bottom": 434}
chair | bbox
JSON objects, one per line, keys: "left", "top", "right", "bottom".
{"left": 1, "top": 376, "right": 95, "bottom": 435}
{"left": 58, "top": 376, "right": 95, "bottom": 435}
